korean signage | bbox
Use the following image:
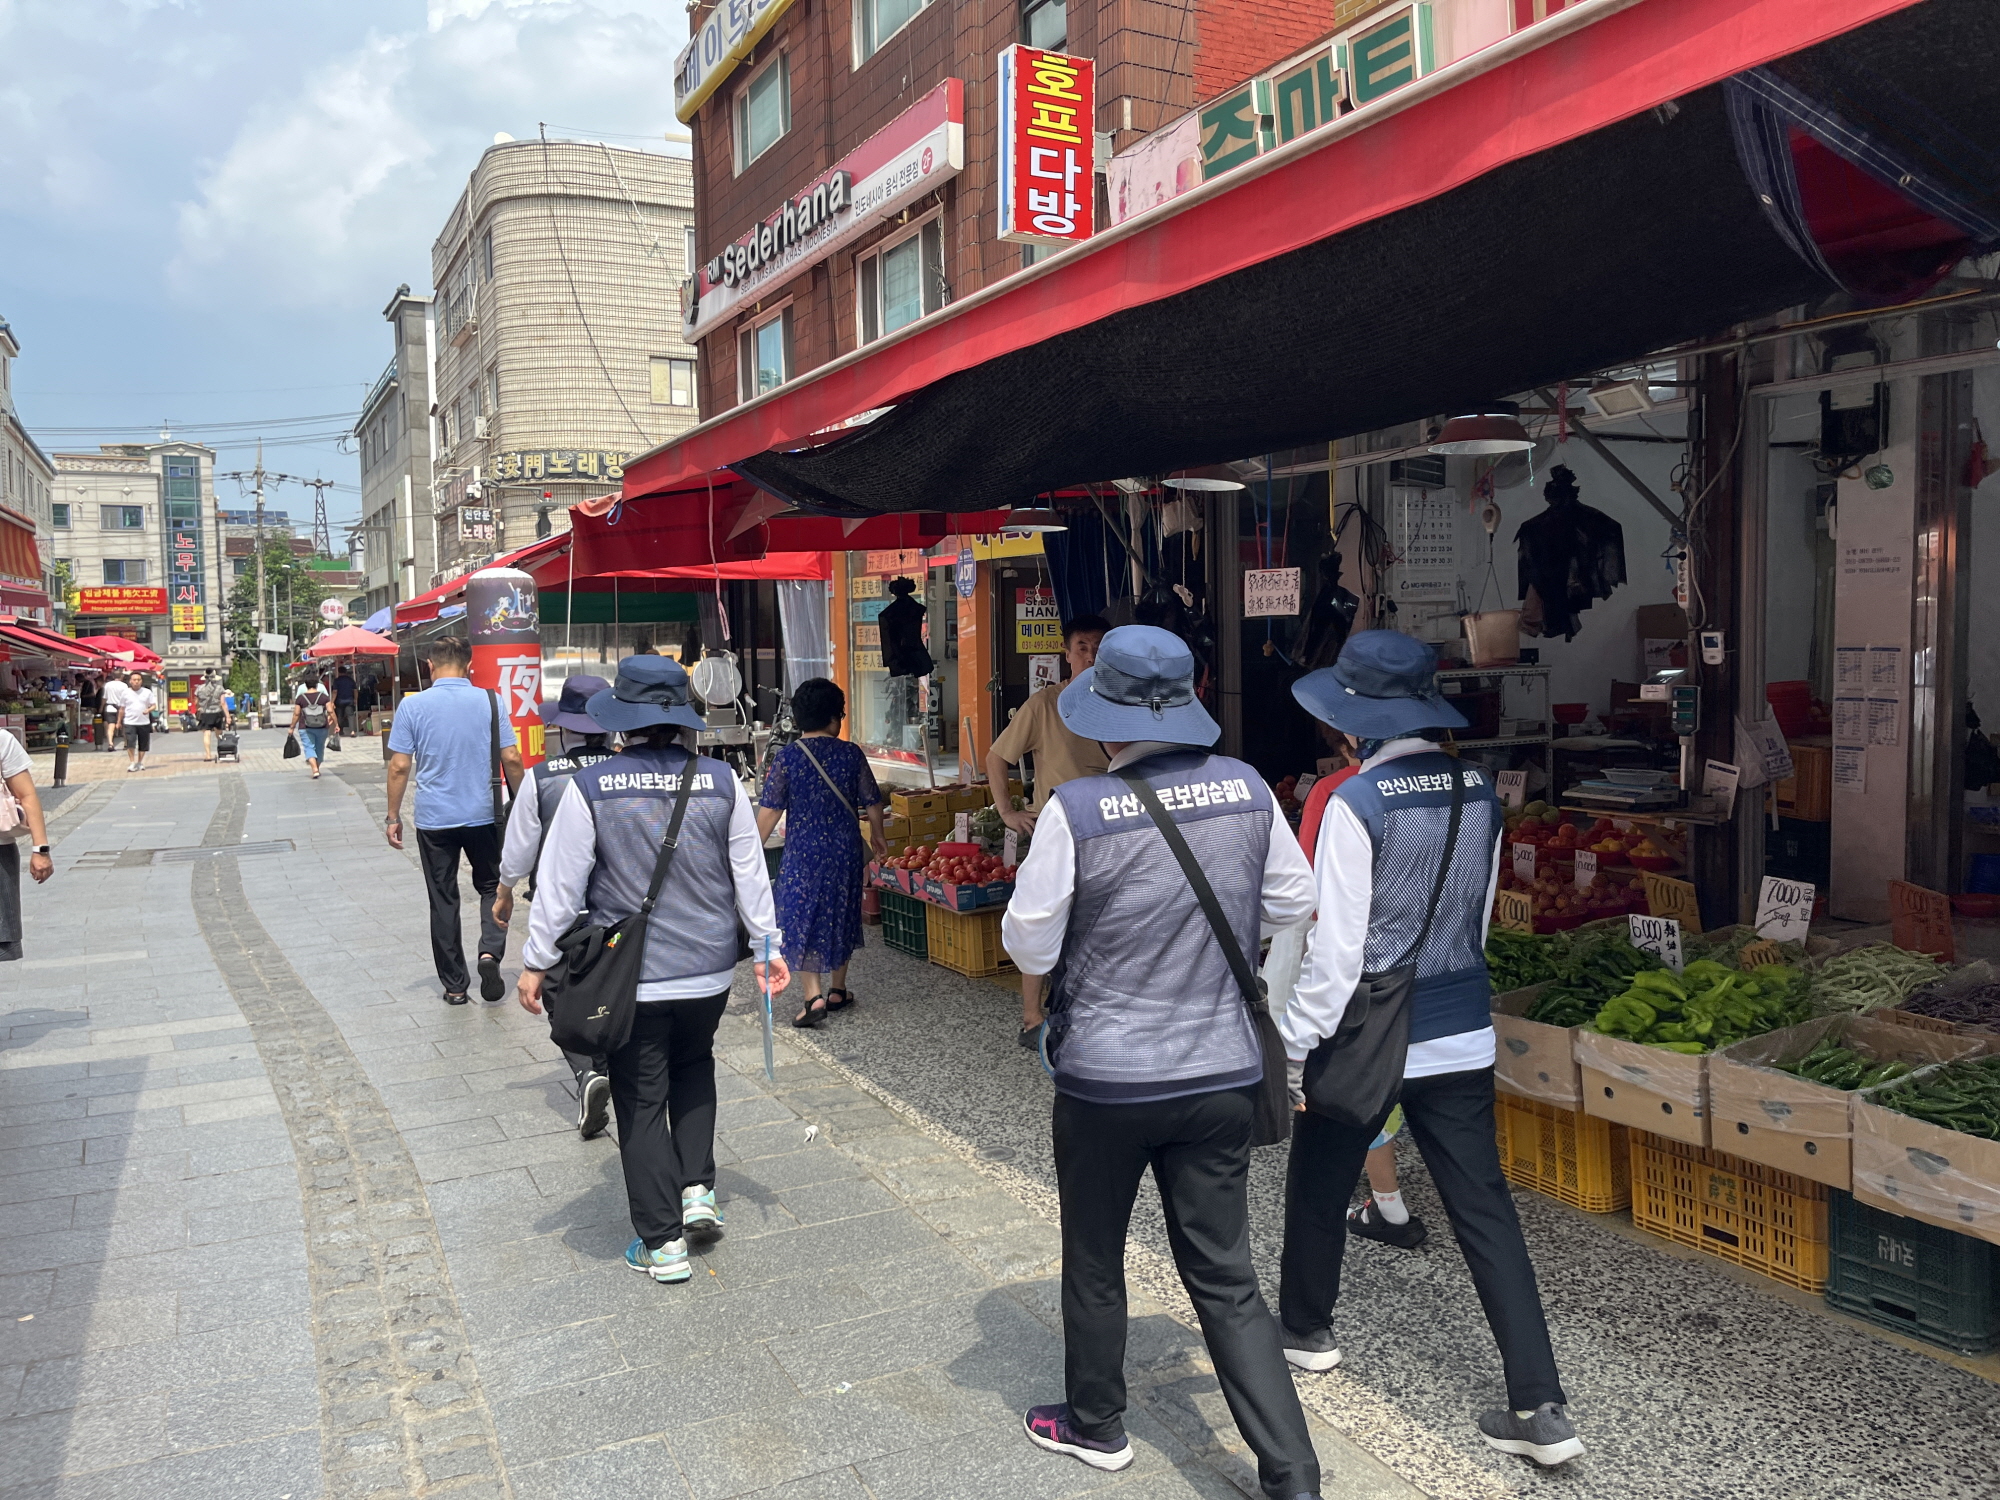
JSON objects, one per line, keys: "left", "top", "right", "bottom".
{"left": 673, "top": 0, "right": 797, "bottom": 123}
{"left": 866, "top": 549, "right": 925, "bottom": 576}
{"left": 486, "top": 451, "right": 626, "bottom": 484}
{"left": 168, "top": 518, "right": 206, "bottom": 637}
{"left": 687, "top": 80, "right": 966, "bottom": 341}
{"left": 171, "top": 605, "right": 206, "bottom": 633}
{"left": 78, "top": 586, "right": 168, "bottom": 615}
{"left": 1014, "top": 587, "right": 1061, "bottom": 653}
{"left": 997, "top": 46, "right": 1095, "bottom": 246}
{"left": 460, "top": 507, "right": 497, "bottom": 542}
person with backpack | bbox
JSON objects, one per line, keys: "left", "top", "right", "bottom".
{"left": 1000, "top": 626, "right": 1325, "bottom": 1500}
{"left": 193, "top": 672, "right": 232, "bottom": 762}
{"left": 1275, "top": 630, "right": 1581, "bottom": 1468}
{"left": 495, "top": 675, "right": 616, "bottom": 1137}
{"left": 291, "top": 669, "right": 335, "bottom": 780}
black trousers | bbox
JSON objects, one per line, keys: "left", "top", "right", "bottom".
{"left": 1053, "top": 1087, "right": 1319, "bottom": 1500}
{"left": 609, "top": 995, "right": 729, "bottom": 1248}
{"left": 1279, "top": 1066, "right": 1567, "bottom": 1412}
{"left": 415, "top": 824, "right": 505, "bottom": 994}
{"left": 558, "top": 1042, "right": 606, "bottom": 1089}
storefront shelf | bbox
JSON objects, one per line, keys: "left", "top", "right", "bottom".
{"left": 1455, "top": 734, "right": 1552, "bottom": 750}
{"left": 1630, "top": 1132, "right": 1830, "bottom": 1293}
{"left": 1496, "top": 1092, "right": 1631, "bottom": 1213}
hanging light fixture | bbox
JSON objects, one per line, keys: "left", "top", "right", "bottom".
{"left": 1003, "top": 504, "right": 1067, "bottom": 532}
{"left": 1160, "top": 465, "right": 1246, "bottom": 491}
{"left": 1430, "top": 400, "right": 1535, "bottom": 456}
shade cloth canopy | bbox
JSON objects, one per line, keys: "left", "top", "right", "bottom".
{"left": 72, "top": 635, "right": 161, "bottom": 667}
{"left": 305, "top": 625, "right": 402, "bottom": 657}
{"left": 658, "top": 552, "right": 834, "bottom": 582}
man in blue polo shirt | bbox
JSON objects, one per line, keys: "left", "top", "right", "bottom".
{"left": 386, "top": 635, "right": 525, "bottom": 1005}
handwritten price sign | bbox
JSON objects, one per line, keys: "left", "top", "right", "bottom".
{"left": 1574, "top": 849, "right": 1598, "bottom": 891}
{"left": 1889, "top": 880, "right": 1954, "bottom": 962}
{"left": 1512, "top": 843, "right": 1538, "bottom": 884}
{"left": 1628, "top": 914, "right": 1684, "bottom": 973}
{"left": 1494, "top": 888, "right": 1534, "bottom": 934}
{"left": 1754, "top": 876, "right": 1815, "bottom": 941}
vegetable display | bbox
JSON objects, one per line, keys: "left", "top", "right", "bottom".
{"left": 1521, "top": 929, "right": 1664, "bottom": 1028}
{"left": 1872, "top": 1058, "right": 2000, "bottom": 1141}
{"left": 1586, "top": 958, "right": 1810, "bottom": 1053}
{"left": 1775, "top": 1041, "right": 1916, "bottom": 1092}
{"left": 1806, "top": 944, "right": 1948, "bottom": 1014}
{"left": 1486, "top": 928, "right": 1568, "bottom": 992}
{"left": 1900, "top": 980, "right": 2000, "bottom": 1030}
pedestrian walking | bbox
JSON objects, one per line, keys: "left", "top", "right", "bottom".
{"left": 193, "top": 672, "right": 232, "bottom": 762}
{"left": 357, "top": 673, "right": 379, "bottom": 721}
{"left": 290, "top": 669, "right": 335, "bottom": 780}
{"left": 753, "top": 679, "right": 887, "bottom": 1028}
{"left": 494, "top": 675, "right": 617, "bottom": 1138}
{"left": 333, "top": 666, "right": 358, "bottom": 735}
{"left": 1000, "top": 625, "right": 1325, "bottom": 1500}
{"left": 384, "top": 636, "right": 524, "bottom": 1005}
{"left": 0, "top": 727, "right": 56, "bottom": 959}
{"left": 78, "top": 674, "right": 105, "bottom": 751}
{"left": 1275, "top": 630, "right": 1581, "bottom": 1467}
{"left": 985, "top": 614, "right": 1109, "bottom": 1043}
{"left": 516, "top": 656, "right": 788, "bottom": 1284}
{"left": 108, "top": 670, "right": 154, "bottom": 772}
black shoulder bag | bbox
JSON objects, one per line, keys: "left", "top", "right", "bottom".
{"left": 1121, "top": 768, "right": 1295, "bottom": 1148}
{"left": 488, "top": 690, "right": 509, "bottom": 833}
{"left": 1301, "top": 761, "right": 1465, "bottom": 1128}
{"left": 544, "top": 757, "right": 697, "bottom": 1058}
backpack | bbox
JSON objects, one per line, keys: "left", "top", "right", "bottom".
{"left": 299, "top": 691, "right": 330, "bottom": 728}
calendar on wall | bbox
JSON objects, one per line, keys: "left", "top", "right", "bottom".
{"left": 1391, "top": 486, "right": 1459, "bottom": 605}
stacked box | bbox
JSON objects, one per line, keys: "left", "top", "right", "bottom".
{"left": 1824, "top": 1189, "right": 2000, "bottom": 1354}
{"left": 945, "top": 785, "right": 989, "bottom": 812}
{"left": 879, "top": 891, "right": 930, "bottom": 960}
{"left": 1491, "top": 982, "right": 1584, "bottom": 1110}
{"left": 1577, "top": 1031, "right": 1710, "bottom": 1147}
{"left": 1630, "top": 1132, "right": 1831, "bottom": 1292}
{"left": 891, "top": 791, "right": 946, "bottom": 818}
{"left": 1496, "top": 1092, "right": 1630, "bottom": 1212}
{"left": 926, "top": 905, "right": 1015, "bottom": 977}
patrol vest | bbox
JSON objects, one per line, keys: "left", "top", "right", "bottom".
{"left": 534, "top": 746, "right": 614, "bottom": 829}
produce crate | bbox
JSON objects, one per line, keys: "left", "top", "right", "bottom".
{"left": 879, "top": 891, "right": 930, "bottom": 960}
{"left": 945, "top": 785, "right": 990, "bottom": 812}
{"left": 1824, "top": 1189, "right": 2000, "bottom": 1354}
{"left": 1772, "top": 741, "right": 1831, "bottom": 822}
{"left": 926, "top": 904, "right": 1015, "bottom": 978}
{"left": 1629, "top": 1132, "right": 1830, "bottom": 1291}
{"left": 891, "top": 791, "right": 946, "bottom": 818}
{"left": 1496, "top": 1092, "right": 1630, "bottom": 1212}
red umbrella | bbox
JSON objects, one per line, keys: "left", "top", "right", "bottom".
{"left": 304, "top": 624, "right": 401, "bottom": 657}
{"left": 72, "top": 634, "right": 162, "bottom": 667}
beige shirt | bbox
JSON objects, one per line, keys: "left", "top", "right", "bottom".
{"left": 990, "top": 682, "right": 1110, "bottom": 811}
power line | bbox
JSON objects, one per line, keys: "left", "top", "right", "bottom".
{"left": 23, "top": 382, "right": 368, "bottom": 398}
{"left": 35, "top": 410, "right": 359, "bottom": 436}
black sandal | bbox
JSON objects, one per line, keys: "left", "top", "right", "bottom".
{"left": 823, "top": 988, "right": 856, "bottom": 1013}
{"left": 791, "top": 995, "right": 829, "bottom": 1028}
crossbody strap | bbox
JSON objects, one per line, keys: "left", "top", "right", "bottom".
{"left": 488, "top": 690, "right": 504, "bottom": 825}
{"left": 796, "top": 738, "right": 859, "bottom": 822}
{"left": 1393, "top": 760, "right": 1467, "bottom": 972}
{"left": 640, "top": 752, "right": 701, "bottom": 914}
{"left": 1119, "top": 766, "right": 1265, "bottom": 1011}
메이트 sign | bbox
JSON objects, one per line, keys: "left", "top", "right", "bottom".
{"left": 1014, "top": 588, "right": 1061, "bottom": 653}
{"left": 1242, "top": 568, "right": 1301, "bottom": 617}
{"left": 673, "top": 0, "right": 798, "bottom": 123}
{"left": 77, "top": 586, "right": 168, "bottom": 615}
{"left": 998, "top": 46, "right": 1095, "bottom": 247}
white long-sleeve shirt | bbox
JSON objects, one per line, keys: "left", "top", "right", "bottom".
{"left": 1280, "top": 737, "right": 1501, "bottom": 1079}
{"left": 522, "top": 771, "right": 779, "bottom": 1000}
{"left": 1002, "top": 741, "right": 1317, "bottom": 978}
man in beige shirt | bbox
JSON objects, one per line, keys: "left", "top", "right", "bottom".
{"left": 985, "top": 613, "right": 1109, "bottom": 1037}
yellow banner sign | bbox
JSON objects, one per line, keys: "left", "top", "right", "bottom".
{"left": 171, "top": 605, "right": 206, "bottom": 632}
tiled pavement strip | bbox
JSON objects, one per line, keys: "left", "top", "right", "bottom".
{"left": 0, "top": 734, "right": 1429, "bottom": 1499}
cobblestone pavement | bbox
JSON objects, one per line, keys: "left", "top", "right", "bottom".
{"left": 0, "top": 746, "right": 1422, "bottom": 1499}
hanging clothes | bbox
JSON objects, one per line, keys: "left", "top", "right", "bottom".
{"left": 1514, "top": 466, "right": 1626, "bottom": 641}
{"left": 877, "top": 578, "right": 934, "bottom": 678}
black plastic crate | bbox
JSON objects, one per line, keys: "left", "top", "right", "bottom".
{"left": 1824, "top": 1190, "right": 2000, "bottom": 1354}
{"left": 879, "top": 890, "right": 929, "bottom": 960}
{"left": 1766, "top": 816, "right": 1831, "bottom": 885}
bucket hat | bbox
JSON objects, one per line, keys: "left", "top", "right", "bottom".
{"left": 1057, "top": 625, "right": 1219, "bottom": 746}
{"left": 1292, "top": 629, "right": 1467, "bottom": 739}
{"left": 586, "top": 656, "right": 709, "bottom": 734}
{"left": 539, "top": 674, "right": 609, "bottom": 735}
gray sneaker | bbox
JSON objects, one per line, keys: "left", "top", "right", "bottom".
{"left": 1477, "top": 1402, "right": 1583, "bottom": 1466}
{"left": 1276, "top": 1318, "right": 1341, "bottom": 1373}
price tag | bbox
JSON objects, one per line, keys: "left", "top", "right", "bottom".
{"left": 1574, "top": 849, "right": 1598, "bottom": 891}
{"left": 1737, "top": 939, "right": 1785, "bottom": 970}
{"left": 1003, "top": 828, "right": 1019, "bottom": 867}
{"left": 1294, "top": 773, "right": 1318, "bottom": 800}
{"left": 1754, "top": 875, "right": 1816, "bottom": 941}
{"left": 1494, "top": 888, "right": 1534, "bottom": 933}
{"left": 1511, "top": 843, "right": 1537, "bottom": 883}
{"left": 953, "top": 811, "right": 970, "bottom": 843}
{"left": 1889, "top": 879, "right": 1955, "bottom": 962}
{"left": 1642, "top": 872, "right": 1703, "bottom": 933}
{"left": 1628, "top": 913, "right": 1684, "bottom": 973}
{"left": 1496, "top": 769, "right": 1527, "bottom": 809}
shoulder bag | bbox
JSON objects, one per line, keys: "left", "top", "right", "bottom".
{"left": 544, "top": 755, "right": 697, "bottom": 1058}
{"left": 796, "top": 738, "right": 860, "bottom": 827}
{"left": 487, "top": 690, "right": 509, "bottom": 833}
{"left": 1300, "top": 760, "right": 1465, "bottom": 1128}
{"left": 1120, "top": 767, "right": 1295, "bottom": 1148}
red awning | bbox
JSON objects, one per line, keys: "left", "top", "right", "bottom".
{"left": 618, "top": 0, "right": 1930, "bottom": 513}
{"left": 72, "top": 635, "right": 162, "bottom": 667}
{"left": 659, "top": 552, "right": 833, "bottom": 582}
{"left": 392, "top": 533, "right": 576, "bottom": 624}
{"left": 0, "top": 622, "right": 100, "bottom": 663}
{"left": 0, "top": 506, "right": 40, "bottom": 590}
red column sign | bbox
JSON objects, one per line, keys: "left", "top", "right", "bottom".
{"left": 465, "top": 567, "right": 544, "bottom": 769}
{"left": 997, "top": 45, "right": 1095, "bottom": 247}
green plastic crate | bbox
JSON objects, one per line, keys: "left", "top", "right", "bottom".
{"left": 1825, "top": 1190, "right": 2000, "bottom": 1354}
{"left": 879, "top": 890, "right": 929, "bottom": 960}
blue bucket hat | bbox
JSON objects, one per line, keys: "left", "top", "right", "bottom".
{"left": 1292, "top": 630, "right": 1467, "bottom": 739}
{"left": 539, "top": 674, "right": 609, "bottom": 735}
{"left": 586, "top": 656, "right": 708, "bottom": 735}
{"left": 1058, "top": 625, "right": 1219, "bottom": 747}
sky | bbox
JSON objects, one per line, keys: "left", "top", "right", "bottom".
{"left": 0, "top": 0, "right": 689, "bottom": 538}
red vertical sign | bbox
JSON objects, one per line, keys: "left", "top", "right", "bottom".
{"left": 997, "top": 45, "right": 1095, "bottom": 247}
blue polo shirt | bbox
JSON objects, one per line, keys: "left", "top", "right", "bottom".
{"left": 387, "top": 676, "right": 517, "bottom": 830}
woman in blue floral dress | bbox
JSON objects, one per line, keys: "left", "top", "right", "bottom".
{"left": 755, "top": 679, "right": 889, "bottom": 1027}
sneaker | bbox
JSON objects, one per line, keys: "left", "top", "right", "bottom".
{"left": 442, "top": 990, "right": 470, "bottom": 1007}
{"left": 477, "top": 954, "right": 505, "bottom": 1002}
{"left": 1277, "top": 1318, "right": 1342, "bottom": 1373}
{"left": 625, "top": 1237, "right": 691, "bottom": 1284}
{"left": 1348, "top": 1197, "right": 1428, "bottom": 1250}
{"left": 681, "top": 1184, "right": 723, "bottom": 1238}
{"left": 1478, "top": 1403, "right": 1584, "bottom": 1467}
{"left": 1021, "top": 1404, "right": 1133, "bottom": 1472}
{"left": 577, "top": 1073, "right": 610, "bottom": 1139}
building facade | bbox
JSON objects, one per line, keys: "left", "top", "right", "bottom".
{"left": 355, "top": 287, "right": 437, "bottom": 617}
{"left": 0, "top": 316, "right": 60, "bottom": 620}
{"left": 425, "top": 140, "right": 700, "bottom": 584}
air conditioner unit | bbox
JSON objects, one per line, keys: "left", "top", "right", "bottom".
{"left": 473, "top": 416, "right": 490, "bottom": 439}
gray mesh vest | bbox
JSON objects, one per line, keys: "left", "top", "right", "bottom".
{"left": 1045, "top": 749, "right": 1270, "bottom": 1104}
{"left": 572, "top": 744, "right": 740, "bottom": 990}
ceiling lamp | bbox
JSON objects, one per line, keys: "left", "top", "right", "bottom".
{"left": 1161, "top": 466, "right": 1246, "bottom": 491}
{"left": 1430, "top": 401, "right": 1535, "bottom": 455}
{"left": 1003, "top": 505, "right": 1067, "bottom": 532}
{"left": 1583, "top": 378, "right": 1656, "bottom": 420}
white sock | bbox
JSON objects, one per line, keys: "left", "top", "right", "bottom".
{"left": 1372, "top": 1189, "right": 1410, "bottom": 1225}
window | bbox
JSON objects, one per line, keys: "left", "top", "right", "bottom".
{"left": 737, "top": 307, "right": 793, "bottom": 402}
{"left": 858, "top": 220, "right": 945, "bottom": 344}
{"left": 488, "top": 366, "right": 501, "bottom": 414}
{"left": 860, "top": 0, "right": 929, "bottom": 59}
{"left": 102, "top": 559, "right": 147, "bottom": 585}
{"left": 651, "top": 357, "right": 697, "bottom": 407}
{"left": 684, "top": 224, "right": 698, "bottom": 270}
{"left": 51, "top": 503, "right": 68, "bottom": 529}
{"left": 439, "top": 405, "right": 452, "bottom": 451}
{"left": 233, "top": 557, "right": 249, "bottom": 578}
{"left": 1022, "top": 0, "right": 1066, "bottom": 48}
{"left": 164, "top": 456, "right": 198, "bottom": 500}
{"left": 734, "top": 54, "right": 789, "bottom": 171}
{"left": 482, "top": 228, "right": 494, "bottom": 281}
{"left": 100, "top": 505, "right": 145, "bottom": 530}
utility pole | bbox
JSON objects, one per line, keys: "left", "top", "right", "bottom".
{"left": 254, "top": 440, "right": 269, "bottom": 726}
{"left": 301, "top": 475, "right": 337, "bottom": 559}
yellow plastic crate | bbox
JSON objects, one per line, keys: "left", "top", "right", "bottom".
{"left": 1630, "top": 1132, "right": 1830, "bottom": 1292}
{"left": 925, "top": 904, "right": 1015, "bottom": 978}
{"left": 1496, "top": 1092, "right": 1631, "bottom": 1213}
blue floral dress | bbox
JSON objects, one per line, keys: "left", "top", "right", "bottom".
{"left": 759, "top": 738, "right": 881, "bottom": 974}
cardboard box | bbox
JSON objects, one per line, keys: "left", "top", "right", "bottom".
{"left": 1709, "top": 1015, "right": 1983, "bottom": 1190}
{"left": 1576, "top": 1030, "right": 1709, "bottom": 1147}
{"left": 1852, "top": 1061, "right": 2000, "bottom": 1250}
{"left": 891, "top": 791, "right": 946, "bottom": 818}
{"left": 1491, "top": 983, "right": 1585, "bottom": 1110}
{"left": 907, "top": 811, "right": 953, "bottom": 840}
{"left": 945, "top": 785, "right": 990, "bottom": 812}
{"left": 1635, "top": 603, "right": 1689, "bottom": 675}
